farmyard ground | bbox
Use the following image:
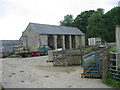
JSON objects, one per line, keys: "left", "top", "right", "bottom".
{"left": 1, "top": 56, "right": 111, "bottom": 88}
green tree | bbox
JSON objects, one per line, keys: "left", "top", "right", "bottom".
{"left": 60, "top": 14, "right": 74, "bottom": 27}
{"left": 97, "top": 8, "right": 104, "bottom": 14}
{"left": 59, "top": 7, "right": 120, "bottom": 43}
{"left": 86, "top": 11, "right": 106, "bottom": 41}
{"left": 104, "top": 7, "right": 120, "bottom": 42}
{"left": 74, "top": 10, "right": 95, "bottom": 34}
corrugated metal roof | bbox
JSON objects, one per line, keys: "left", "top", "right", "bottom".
{"left": 30, "top": 23, "right": 85, "bottom": 35}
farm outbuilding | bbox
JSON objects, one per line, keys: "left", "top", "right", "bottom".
{"left": 0, "top": 40, "right": 22, "bottom": 58}
{"left": 20, "top": 23, "right": 85, "bottom": 51}
{"left": 88, "top": 37, "right": 102, "bottom": 46}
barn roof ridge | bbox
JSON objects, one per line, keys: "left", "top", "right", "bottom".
{"left": 28, "top": 22, "right": 85, "bottom": 35}
{"left": 29, "top": 22, "right": 77, "bottom": 28}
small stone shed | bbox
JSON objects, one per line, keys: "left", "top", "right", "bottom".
{"left": 20, "top": 23, "right": 85, "bottom": 51}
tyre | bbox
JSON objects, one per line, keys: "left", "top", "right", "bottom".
{"left": 26, "top": 54, "right": 31, "bottom": 57}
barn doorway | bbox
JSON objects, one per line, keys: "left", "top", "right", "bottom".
{"left": 65, "top": 35, "right": 69, "bottom": 49}
{"left": 57, "top": 35, "right": 62, "bottom": 48}
{"left": 71, "top": 35, "right": 75, "bottom": 48}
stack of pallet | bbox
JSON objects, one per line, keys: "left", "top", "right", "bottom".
{"left": 13, "top": 46, "right": 29, "bottom": 53}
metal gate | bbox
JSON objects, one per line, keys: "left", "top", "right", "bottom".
{"left": 109, "top": 52, "right": 120, "bottom": 82}
{"left": 81, "top": 48, "right": 108, "bottom": 78}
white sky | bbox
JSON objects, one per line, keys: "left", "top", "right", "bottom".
{"left": 0, "top": 0, "right": 119, "bottom": 40}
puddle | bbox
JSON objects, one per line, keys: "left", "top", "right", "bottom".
{"left": 11, "top": 73, "right": 16, "bottom": 75}
{"left": 20, "top": 71, "right": 24, "bottom": 72}
{"left": 44, "top": 76, "right": 49, "bottom": 78}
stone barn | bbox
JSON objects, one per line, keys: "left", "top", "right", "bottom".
{"left": 20, "top": 23, "right": 85, "bottom": 51}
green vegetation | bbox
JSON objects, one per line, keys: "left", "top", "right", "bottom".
{"left": 80, "top": 47, "right": 93, "bottom": 52}
{"left": 0, "top": 85, "right": 4, "bottom": 90}
{"left": 86, "top": 9, "right": 106, "bottom": 41}
{"left": 60, "top": 7, "right": 120, "bottom": 44}
{"left": 102, "top": 73, "right": 120, "bottom": 88}
{"left": 59, "top": 14, "right": 74, "bottom": 27}
{"left": 108, "top": 45, "right": 117, "bottom": 52}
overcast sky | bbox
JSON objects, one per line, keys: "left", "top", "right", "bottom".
{"left": 0, "top": 0, "right": 119, "bottom": 40}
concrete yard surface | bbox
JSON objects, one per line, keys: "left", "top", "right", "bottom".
{"left": 0, "top": 59, "right": 2, "bottom": 89}
{"left": 1, "top": 56, "right": 111, "bottom": 88}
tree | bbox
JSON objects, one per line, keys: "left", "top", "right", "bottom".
{"left": 97, "top": 8, "right": 104, "bottom": 14}
{"left": 59, "top": 7, "right": 120, "bottom": 43}
{"left": 104, "top": 7, "right": 120, "bottom": 42}
{"left": 86, "top": 11, "right": 106, "bottom": 41}
{"left": 60, "top": 14, "right": 74, "bottom": 27}
{"left": 73, "top": 10, "right": 95, "bottom": 34}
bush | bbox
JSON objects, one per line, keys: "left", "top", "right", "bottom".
{"left": 102, "top": 73, "right": 120, "bottom": 88}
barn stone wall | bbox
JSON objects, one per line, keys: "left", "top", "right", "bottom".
{"left": 81, "top": 35, "right": 85, "bottom": 46}
{"left": 40, "top": 35, "right": 48, "bottom": 45}
{"left": 20, "top": 26, "right": 40, "bottom": 51}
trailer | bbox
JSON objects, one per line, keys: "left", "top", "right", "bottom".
{"left": 13, "top": 44, "right": 49, "bottom": 57}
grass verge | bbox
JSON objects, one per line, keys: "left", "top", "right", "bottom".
{"left": 102, "top": 73, "right": 120, "bottom": 88}
{"left": 108, "top": 45, "right": 117, "bottom": 52}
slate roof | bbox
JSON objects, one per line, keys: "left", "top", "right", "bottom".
{"left": 0, "top": 40, "right": 22, "bottom": 45}
{"left": 29, "top": 23, "right": 85, "bottom": 35}
{"left": 0, "top": 40, "right": 22, "bottom": 52}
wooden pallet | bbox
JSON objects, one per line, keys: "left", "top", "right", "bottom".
{"left": 81, "top": 73, "right": 102, "bottom": 78}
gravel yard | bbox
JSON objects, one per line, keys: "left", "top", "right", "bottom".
{"left": 0, "top": 56, "right": 111, "bottom": 88}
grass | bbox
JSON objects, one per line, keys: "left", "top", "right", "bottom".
{"left": 0, "top": 85, "right": 4, "bottom": 90}
{"left": 102, "top": 73, "right": 120, "bottom": 88}
{"left": 81, "top": 47, "right": 93, "bottom": 52}
{"left": 108, "top": 45, "right": 117, "bottom": 52}
{"left": 105, "top": 45, "right": 120, "bottom": 88}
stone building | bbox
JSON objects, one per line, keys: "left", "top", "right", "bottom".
{"left": 0, "top": 40, "right": 22, "bottom": 58}
{"left": 20, "top": 23, "right": 85, "bottom": 51}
